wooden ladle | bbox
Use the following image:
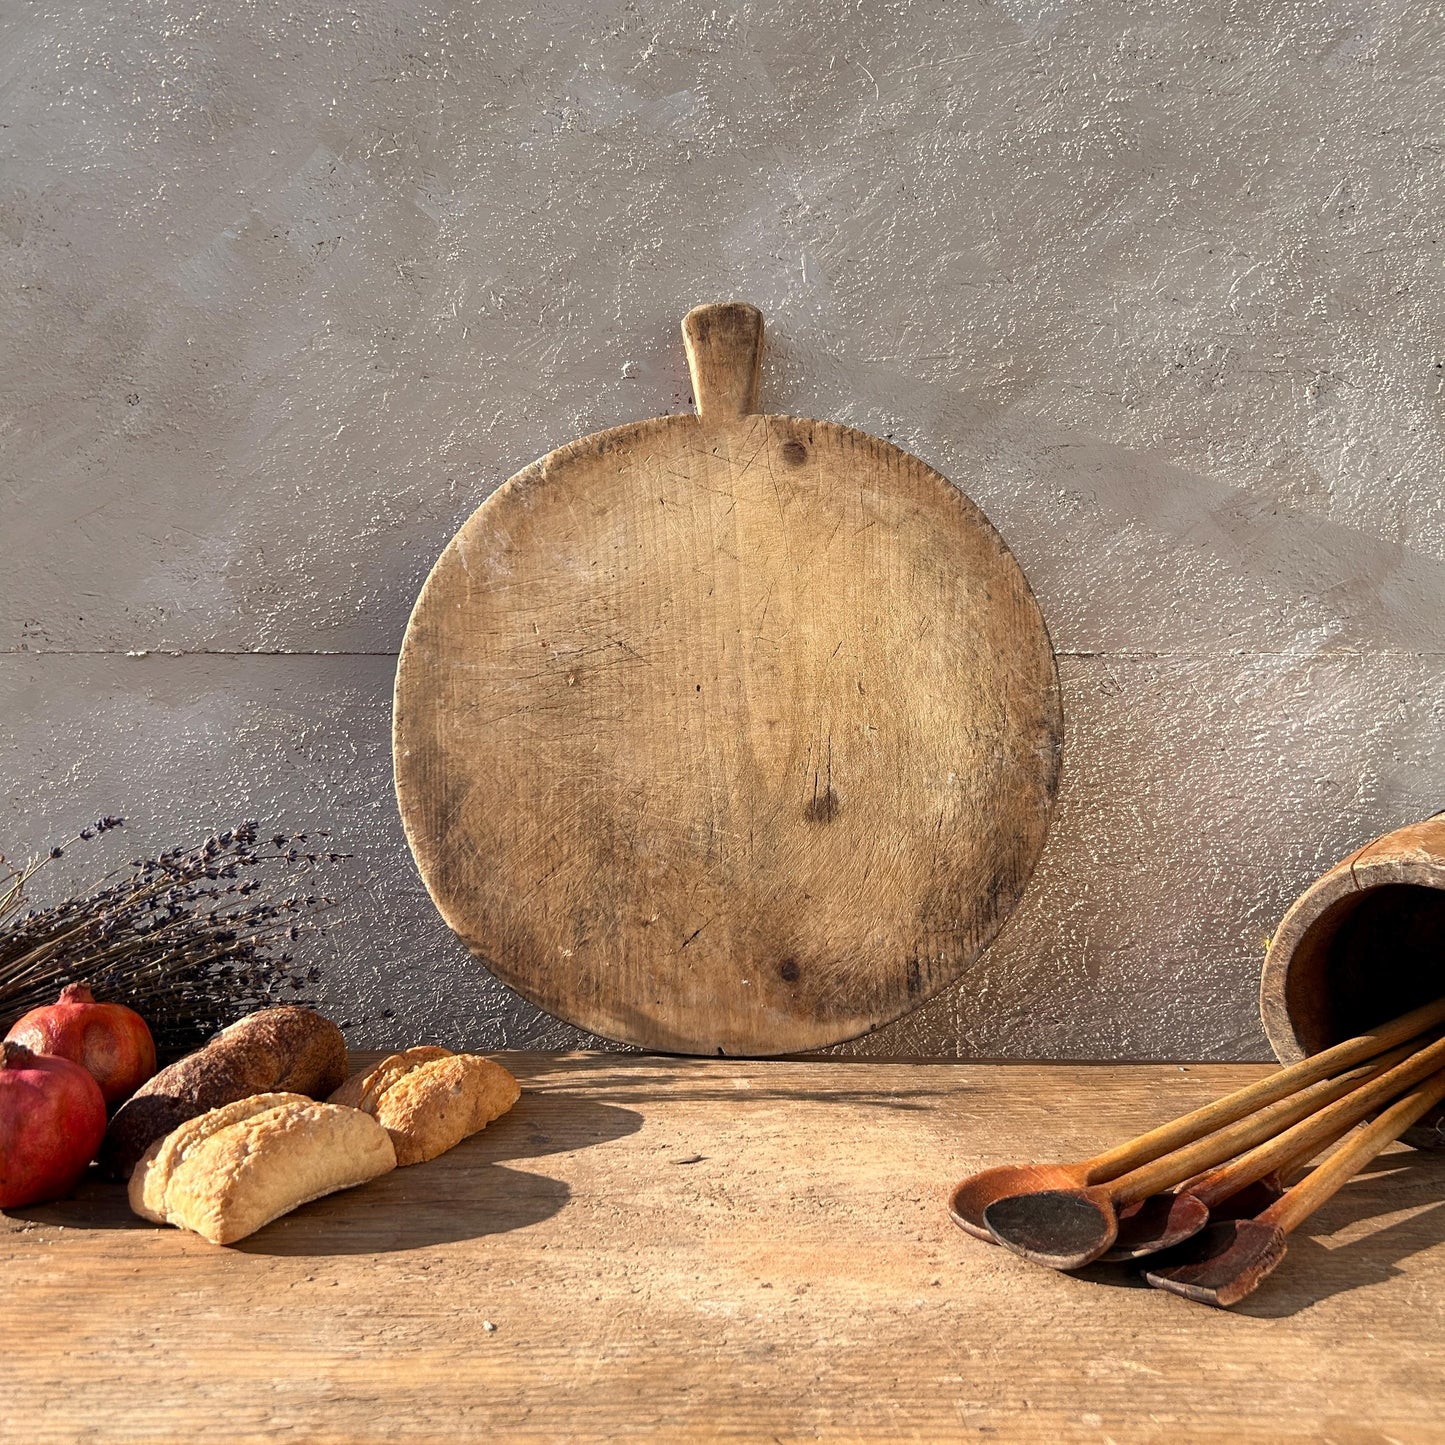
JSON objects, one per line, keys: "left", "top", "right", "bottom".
{"left": 984, "top": 1028, "right": 1445, "bottom": 1269}
{"left": 947, "top": 994, "right": 1445, "bottom": 1241}
{"left": 1100, "top": 1038, "right": 1420, "bottom": 1261}
{"left": 1146, "top": 1063, "right": 1445, "bottom": 1307}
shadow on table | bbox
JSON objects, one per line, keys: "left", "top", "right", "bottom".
{"left": 235, "top": 1159, "right": 571, "bottom": 1256}
{"left": 481, "top": 1089, "right": 645, "bottom": 1162}
{"left": 1232, "top": 1147, "right": 1445, "bottom": 1318}
{"left": 6, "top": 1093, "right": 644, "bottom": 1256}
{"left": 4, "top": 1172, "right": 151, "bottom": 1232}
{"left": 1066, "top": 1146, "right": 1445, "bottom": 1315}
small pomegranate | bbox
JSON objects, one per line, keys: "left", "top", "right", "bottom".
{"left": 5, "top": 984, "right": 157, "bottom": 1109}
{"left": 0, "top": 1041, "right": 107, "bottom": 1207}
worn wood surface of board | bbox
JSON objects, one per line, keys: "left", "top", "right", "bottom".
{"left": 394, "top": 305, "right": 1062, "bottom": 1055}
{"left": 6, "top": 1055, "right": 1444, "bottom": 1443}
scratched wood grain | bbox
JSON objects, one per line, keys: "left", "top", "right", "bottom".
{"left": 4, "top": 1056, "right": 1444, "bottom": 1443}
{"left": 394, "top": 305, "right": 1062, "bottom": 1054}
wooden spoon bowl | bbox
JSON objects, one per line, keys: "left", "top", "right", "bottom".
{"left": 1144, "top": 1219, "right": 1288, "bottom": 1307}
{"left": 982, "top": 1186, "right": 1120, "bottom": 1269}
{"left": 947, "top": 1163, "right": 1090, "bottom": 1241}
{"left": 1101, "top": 1175, "right": 1285, "bottom": 1262}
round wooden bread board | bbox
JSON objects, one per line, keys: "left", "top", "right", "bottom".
{"left": 394, "top": 303, "right": 1062, "bottom": 1055}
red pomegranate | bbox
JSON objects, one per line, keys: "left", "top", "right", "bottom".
{"left": 0, "top": 1041, "right": 107, "bottom": 1207}
{"left": 5, "top": 984, "right": 156, "bottom": 1108}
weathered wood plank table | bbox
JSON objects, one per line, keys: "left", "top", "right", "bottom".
{"left": 6, "top": 1055, "right": 1444, "bottom": 1442}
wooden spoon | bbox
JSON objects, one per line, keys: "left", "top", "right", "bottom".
{"left": 1146, "top": 1064, "right": 1445, "bottom": 1307}
{"left": 1100, "top": 1038, "right": 1421, "bottom": 1261}
{"left": 947, "top": 993, "right": 1445, "bottom": 1240}
{"left": 984, "top": 1028, "right": 1445, "bottom": 1269}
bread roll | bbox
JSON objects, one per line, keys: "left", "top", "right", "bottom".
{"left": 103, "top": 1006, "right": 348, "bottom": 1179}
{"left": 330, "top": 1046, "right": 519, "bottom": 1165}
{"left": 130, "top": 1095, "right": 395, "bottom": 1245}
{"left": 130, "top": 1092, "right": 309, "bottom": 1224}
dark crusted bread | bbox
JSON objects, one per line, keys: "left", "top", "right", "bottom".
{"left": 101, "top": 1006, "right": 348, "bottom": 1179}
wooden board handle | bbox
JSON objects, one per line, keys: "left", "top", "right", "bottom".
{"left": 682, "top": 302, "right": 764, "bottom": 420}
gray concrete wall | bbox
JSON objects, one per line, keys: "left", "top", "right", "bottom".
{"left": 4, "top": 1, "right": 1442, "bottom": 1059}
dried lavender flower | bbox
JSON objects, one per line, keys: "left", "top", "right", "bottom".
{"left": 0, "top": 819, "right": 344, "bottom": 1051}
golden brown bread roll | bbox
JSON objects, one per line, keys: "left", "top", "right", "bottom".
{"left": 330, "top": 1046, "right": 519, "bottom": 1165}
{"left": 103, "top": 1006, "right": 348, "bottom": 1179}
{"left": 130, "top": 1092, "right": 309, "bottom": 1225}
{"left": 129, "top": 1094, "right": 395, "bottom": 1245}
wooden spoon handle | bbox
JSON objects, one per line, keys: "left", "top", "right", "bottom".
{"left": 1186, "top": 1039, "right": 1421, "bottom": 1206}
{"left": 1263, "top": 1064, "right": 1445, "bottom": 1236}
{"left": 1085, "top": 993, "right": 1445, "bottom": 1182}
{"left": 1109, "top": 1040, "right": 1426, "bottom": 1205}
{"left": 682, "top": 302, "right": 764, "bottom": 421}
{"left": 1120, "top": 1029, "right": 1445, "bottom": 1206}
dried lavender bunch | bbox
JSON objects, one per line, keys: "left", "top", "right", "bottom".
{"left": 0, "top": 819, "right": 343, "bottom": 1052}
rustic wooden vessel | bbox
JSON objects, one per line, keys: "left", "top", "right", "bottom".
{"left": 1261, "top": 814, "right": 1445, "bottom": 1147}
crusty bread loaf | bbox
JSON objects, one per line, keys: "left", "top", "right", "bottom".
{"left": 329, "top": 1046, "right": 452, "bottom": 1112}
{"left": 129, "top": 1092, "right": 308, "bottom": 1225}
{"left": 129, "top": 1095, "right": 395, "bottom": 1245}
{"left": 102, "top": 1007, "right": 348, "bottom": 1180}
{"left": 330, "top": 1046, "right": 519, "bottom": 1165}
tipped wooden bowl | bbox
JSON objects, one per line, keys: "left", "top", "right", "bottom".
{"left": 1261, "top": 814, "right": 1445, "bottom": 1148}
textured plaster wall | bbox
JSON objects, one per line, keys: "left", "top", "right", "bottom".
{"left": 3, "top": 1, "right": 1443, "bottom": 1059}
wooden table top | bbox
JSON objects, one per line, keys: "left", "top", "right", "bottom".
{"left": 5, "top": 1054, "right": 1444, "bottom": 1443}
